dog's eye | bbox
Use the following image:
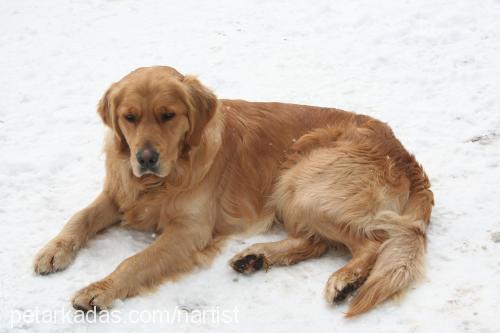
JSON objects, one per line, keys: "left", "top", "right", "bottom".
{"left": 124, "top": 114, "right": 137, "bottom": 123}
{"left": 161, "top": 112, "right": 176, "bottom": 122}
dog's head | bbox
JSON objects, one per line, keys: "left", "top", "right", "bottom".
{"left": 98, "top": 66, "right": 218, "bottom": 178}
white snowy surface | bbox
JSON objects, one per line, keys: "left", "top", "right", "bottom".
{"left": 1, "top": 0, "right": 500, "bottom": 332}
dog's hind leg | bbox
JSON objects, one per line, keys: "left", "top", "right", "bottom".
{"left": 324, "top": 241, "right": 379, "bottom": 304}
{"left": 229, "top": 237, "right": 329, "bottom": 274}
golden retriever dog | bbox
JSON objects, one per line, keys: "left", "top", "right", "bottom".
{"left": 33, "top": 66, "right": 433, "bottom": 316}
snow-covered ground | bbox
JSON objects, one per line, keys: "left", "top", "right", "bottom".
{"left": 1, "top": 0, "right": 499, "bottom": 332}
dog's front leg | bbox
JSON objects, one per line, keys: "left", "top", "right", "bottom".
{"left": 33, "top": 191, "right": 120, "bottom": 275}
{"left": 71, "top": 221, "right": 212, "bottom": 311}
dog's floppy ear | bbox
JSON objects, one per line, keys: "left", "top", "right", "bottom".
{"left": 182, "top": 75, "right": 218, "bottom": 149}
{"left": 97, "top": 83, "right": 127, "bottom": 150}
{"left": 97, "top": 85, "right": 112, "bottom": 126}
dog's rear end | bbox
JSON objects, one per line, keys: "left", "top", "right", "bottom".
{"left": 346, "top": 144, "right": 433, "bottom": 316}
{"left": 231, "top": 117, "right": 433, "bottom": 316}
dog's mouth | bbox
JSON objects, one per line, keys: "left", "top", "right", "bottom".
{"left": 139, "top": 166, "right": 160, "bottom": 176}
{"left": 135, "top": 169, "right": 165, "bottom": 179}
{"left": 131, "top": 162, "right": 171, "bottom": 179}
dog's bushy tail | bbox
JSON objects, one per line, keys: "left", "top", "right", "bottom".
{"left": 347, "top": 184, "right": 433, "bottom": 317}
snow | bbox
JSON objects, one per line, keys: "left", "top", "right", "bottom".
{"left": 1, "top": 0, "right": 500, "bottom": 332}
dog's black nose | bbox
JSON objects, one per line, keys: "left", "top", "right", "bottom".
{"left": 136, "top": 148, "right": 159, "bottom": 170}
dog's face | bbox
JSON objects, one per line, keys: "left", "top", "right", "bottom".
{"left": 98, "top": 66, "right": 218, "bottom": 178}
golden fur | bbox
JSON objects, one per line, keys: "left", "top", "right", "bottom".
{"left": 33, "top": 66, "right": 433, "bottom": 316}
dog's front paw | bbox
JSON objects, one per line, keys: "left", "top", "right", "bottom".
{"left": 72, "top": 279, "right": 115, "bottom": 312}
{"left": 33, "top": 238, "right": 76, "bottom": 275}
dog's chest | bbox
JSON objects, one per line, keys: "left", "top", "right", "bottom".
{"left": 119, "top": 188, "right": 213, "bottom": 232}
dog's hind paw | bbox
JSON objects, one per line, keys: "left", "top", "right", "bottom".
{"left": 324, "top": 274, "right": 366, "bottom": 304}
{"left": 230, "top": 254, "right": 268, "bottom": 274}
